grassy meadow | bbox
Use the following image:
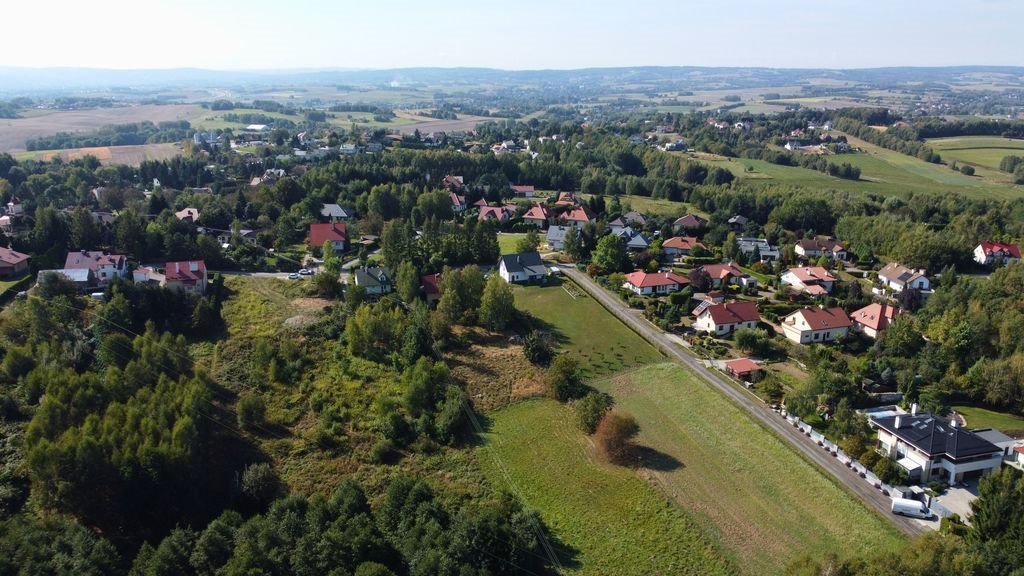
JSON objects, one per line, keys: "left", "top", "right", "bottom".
{"left": 927, "top": 136, "right": 1024, "bottom": 183}
{"left": 954, "top": 405, "right": 1024, "bottom": 435}
{"left": 497, "top": 232, "right": 528, "bottom": 255}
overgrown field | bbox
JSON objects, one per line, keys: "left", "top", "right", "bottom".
{"left": 927, "top": 136, "right": 1024, "bottom": 183}
{"left": 512, "top": 281, "right": 662, "bottom": 377}
{"left": 477, "top": 399, "right": 735, "bottom": 575}
{"left": 588, "top": 363, "right": 905, "bottom": 573}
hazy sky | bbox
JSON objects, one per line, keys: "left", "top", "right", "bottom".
{"left": 3, "top": 0, "right": 1022, "bottom": 70}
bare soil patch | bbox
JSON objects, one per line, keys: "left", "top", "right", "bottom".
{"left": 24, "top": 143, "right": 182, "bottom": 165}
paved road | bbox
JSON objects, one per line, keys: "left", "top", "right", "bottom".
{"left": 560, "top": 266, "right": 930, "bottom": 537}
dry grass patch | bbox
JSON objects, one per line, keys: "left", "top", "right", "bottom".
{"left": 444, "top": 326, "right": 547, "bottom": 411}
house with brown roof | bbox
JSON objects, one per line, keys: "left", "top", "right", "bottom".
{"left": 700, "top": 261, "right": 757, "bottom": 289}
{"left": 877, "top": 263, "right": 930, "bottom": 294}
{"left": 724, "top": 358, "right": 762, "bottom": 382}
{"left": 442, "top": 175, "right": 465, "bottom": 191}
{"left": 795, "top": 238, "right": 847, "bottom": 261}
{"left": 308, "top": 223, "right": 347, "bottom": 254}
{"left": 661, "top": 236, "right": 706, "bottom": 261}
{"left": 560, "top": 205, "right": 596, "bottom": 229}
{"left": 0, "top": 247, "right": 30, "bottom": 278}
{"left": 64, "top": 250, "right": 128, "bottom": 284}
{"left": 672, "top": 214, "right": 707, "bottom": 233}
{"left": 780, "top": 266, "right": 836, "bottom": 296}
{"left": 694, "top": 301, "right": 760, "bottom": 336}
{"left": 165, "top": 260, "right": 208, "bottom": 294}
{"left": 421, "top": 273, "right": 442, "bottom": 306}
{"left": 850, "top": 303, "right": 900, "bottom": 339}
{"left": 622, "top": 271, "right": 689, "bottom": 296}
{"left": 522, "top": 204, "right": 551, "bottom": 228}
{"left": 781, "top": 307, "right": 852, "bottom": 344}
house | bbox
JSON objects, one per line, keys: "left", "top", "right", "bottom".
{"left": 877, "top": 263, "right": 930, "bottom": 293}
{"left": 217, "top": 229, "right": 260, "bottom": 247}
{"left": 546, "top": 226, "right": 571, "bottom": 251}
{"left": 661, "top": 236, "right": 706, "bottom": 261}
{"left": 795, "top": 238, "right": 847, "bottom": 261}
{"left": 673, "top": 214, "right": 707, "bottom": 233}
{"left": 0, "top": 215, "right": 12, "bottom": 233}
{"left": 727, "top": 215, "right": 749, "bottom": 231}
{"left": 724, "top": 358, "right": 762, "bottom": 382}
{"left": 560, "top": 205, "right": 597, "bottom": 229}
{"left": 421, "top": 273, "right": 442, "bottom": 306}
{"left": 510, "top": 185, "right": 535, "bottom": 198}
{"left": 308, "top": 223, "right": 347, "bottom": 254}
{"left": 449, "top": 192, "right": 469, "bottom": 214}
{"left": 850, "top": 303, "right": 901, "bottom": 339}
{"left": 554, "top": 192, "right": 579, "bottom": 206}
{"left": 737, "top": 237, "right": 780, "bottom": 262}
{"left": 478, "top": 205, "right": 516, "bottom": 223}
{"left": 613, "top": 211, "right": 648, "bottom": 229}
{"left": 321, "top": 203, "right": 356, "bottom": 221}
{"left": 245, "top": 124, "right": 270, "bottom": 132}
{"left": 613, "top": 227, "right": 650, "bottom": 251}
{"left": 498, "top": 252, "right": 546, "bottom": 284}
{"left": 165, "top": 260, "right": 208, "bottom": 294}
{"left": 473, "top": 198, "right": 489, "bottom": 209}
{"left": 780, "top": 266, "right": 837, "bottom": 296}
{"left": 700, "top": 261, "right": 757, "bottom": 289}
{"left": 6, "top": 197, "right": 24, "bottom": 216}
{"left": 0, "top": 247, "right": 30, "bottom": 278}
{"left": 175, "top": 207, "right": 201, "bottom": 223}
{"left": 64, "top": 250, "right": 128, "bottom": 285}
{"left": 871, "top": 410, "right": 1004, "bottom": 483}
{"left": 132, "top": 266, "right": 166, "bottom": 287}
{"left": 442, "top": 175, "right": 465, "bottom": 191}
{"left": 522, "top": 204, "right": 551, "bottom": 228}
{"left": 974, "top": 241, "right": 1021, "bottom": 266}
{"left": 780, "top": 307, "right": 852, "bottom": 344}
{"left": 622, "top": 271, "right": 689, "bottom": 296}
{"left": 694, "top": 301, "right": 760, "bottom": 336}
{"left": 784, "top": 140, "right": 804, "bottom": 151}
{"left": 662, "top": 139, "right": 688, "bottom": 152}
{"left": 37, "top": 268, "right": 94, "bottom": 290}
{"left": 354, "top": 266, "right": 393, "bottom": 297}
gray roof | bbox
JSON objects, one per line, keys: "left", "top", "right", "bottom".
{"left": 500, "top": 252, "right": 546, "bottom": 276}
{"left": 872, "top": 413, "right": 1001, "bottom": 460}
{"left": 40, "top": 268, "right": 92, "bottom": 283}
{"left": 728, "top": 215, "right": 749, "bottom": 226}
{"left": 546, "top": 226, "right": 570, "bottom": 243}
{"left": 354, "top": 265, "right": 392, "bottom": 288}
{"left": 321, "top": 203, "right": 355, "bottom": 219}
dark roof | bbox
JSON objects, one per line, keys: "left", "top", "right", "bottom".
{"left": 65, "top": 250, "right": 126, "bottom": 271}
{"left": 872, "top": 413, "right": 1002, "bottom": 460}
{"left": 354, "top": 265, "right": 392, "bottom": 288}
{"left": 499, "top": 252, "right": 546, "bottom": 276}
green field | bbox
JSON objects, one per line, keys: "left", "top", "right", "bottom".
{"left": 477, "top": 399, "right": 735, "bottom": 575}
{"left": 577, "top": 193, "right": 707, "bottom": 218}
{"left": 927, "top": 136, "right": 1024, "bottom": 182}
{"left": 954, "top": 405, "right": 1024, "bottom": 434}
{"left": 513, "top": 282, "right": 662, "bottom": 377}
{"left": 497, "top": 232, "right": 527, "bottom": 255}
{"left": 588, "top": 363, "right": 904, "bottom": 573}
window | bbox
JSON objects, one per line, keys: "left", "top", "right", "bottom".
{"left": 814, "top": 333, "right": 820, "bottom": 341}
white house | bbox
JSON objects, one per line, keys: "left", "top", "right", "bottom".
{"left": 164, "top": 260, "right": 208, "bottom": 294}
{"left": 64, "top": 250, "right": 128, "bottom": 285}
{"left": 974, "top": 241, "right": 1021, "bottom": 266}
{"left": 622, "top": 271, "right": 689, "bottom": 296}
{"left": 700, "top": 261, "right": 758, "bottom": 290}
{"left": 353, "top": 265, "right": 393, "bottom": 297}
{"left": 849, "top": 303, "right": 900, "bottom": 339}
{"left": 871, "top": 410, "right": 1004, "bottom": 483}
{"left": 522, "top": 204, "right": 550, "bottom": 228}
{"left": 780, "top": 307, "right": 851, "bottom": 344}
{"left": 694, "top": 301, "right": 760, "bottom": 336}
{"left": 546, "top": 226, "right": 571, "bottom": 251}
{"left": 795, "top": 238, "right": 847, "bottom": 261}
{"left": 780, "top": 266, "right": 836, "bottom": 296}
{"left": 877, "top": 263, "right": 930, "bottom": 293}
{"left": 498, "top": 252, "right": 546, "bottom": 284}
{"left": 737, "top": 237, "right": 780, "bottom": 263}
{"left": 661, "top": 236, "right": 706, "bottom": 261}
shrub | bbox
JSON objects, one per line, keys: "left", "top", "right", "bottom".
{"left": 594, "top": 411, "right": 640, "bottom": 465}
{"left": 575, "top": 391, "right": 614, "bottom": 434}
{"left": 959, "top": 164, "right": 975, "bottom": 176}
{"left": 548, "top": 355, "right": 586, "bottom": 401}
{"left": 523, "top": 330, "right": 555, "bottom": 365}
{"left": 370, "top": 438, "right": 396, "bottom": 463}
{"left": 240, "top": 462, "right": 279, "bottom": 506}
{"left": 237, "top": 393, "right": 266, "bottom": 429}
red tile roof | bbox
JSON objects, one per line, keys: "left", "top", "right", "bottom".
{"left": 511, "top": 185, "right": 535, "bottom": 194}
{"left": 421, "top": 273, "right": 441, "bottom": 296}
{"left": 701, "top": 261, "right": 745, "bottom": 280}
{"left": 786, "top": 266, "right": 836, "bottom": 284}
{"left": 0, "top": 246, "right": 30, "bottom": 266}
{"left": 478, "top": 206, "right": 509, "bottom": 221}
{"left": 978, "top": 241, "right": 1021, "bottom": 259}
{"left": 850, "top": 303, "right": 900, "bottom": 332}
{"left": 725, "top": 358, "right": 761, "bottom": 376}
{"left": 308, "top": 223, "right": 347, "bottom": 245}
{"left": 561, "top": 205, "right": 596, "bottom": 223}
{"left": 449, "top": 192, "right": 466, "bottom": 207}
{"left": 523, "top": 204, "right": 550, "bottom": 221}
{"left": 555, "top": 192, "right": 578, "bottom": 206}
{"left": 662, "top": 236, "right": 705, "bottom": 251}
{"left": 624, "top": 271, "right": 689, "bottom": 288}
{"left": 165, "top": 260, "right": 206, "bottom": 283}
{"left": 64, "top": 250, "right": 126, "bottom": 271}
{"left": 701, "top": 301, "right": 760, "bottom": 325}
{"left": 673, "top": 214, "right": 707, "bottom": 229}
{"left": 787, "top": 307, "right": 852, "bottom": 331}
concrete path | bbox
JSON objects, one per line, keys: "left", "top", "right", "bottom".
{"left": 559, "top": 265, "right": 929, "bottom": 537}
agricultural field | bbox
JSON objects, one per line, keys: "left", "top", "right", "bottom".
{"left": 588, "top": 363, "right": 905, "bottom": 573}
{"left": 954, "top": 405, "right": 1024, "bottom": 436}
{"left": 14, "top": 143, "right": 181, "bottom": 165}
{"left": 927, "top": 136, "right": 1024, "bottom": 183}
{"left": 477, "top": 399, "right": 735, "bottom": 575}
{"left": 512, "top": 281, "right": 662, "bottom": 378}
{"left": 0, "top": 103, "right": 202, "bottom": 151}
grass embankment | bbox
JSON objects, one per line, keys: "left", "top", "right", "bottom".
{"left": 512, "top": 282, "right": 662, "bottom": 377}
{"left": 477, "top": 399, "right": 735, "bottom": 575}
{"left": 586, "top": 363, "right": 905, "bottom": 573}
{"left": 954, "top": 405, "right": 1024, "bottom": 435}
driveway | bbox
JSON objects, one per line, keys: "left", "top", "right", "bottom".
{"left": 559, "top": 265, "right": 929, "bottom": 537}
{"left": 934, "top": 481, "right": 979, "bottom": 520}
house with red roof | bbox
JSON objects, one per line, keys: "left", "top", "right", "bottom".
{"left": 850, "top": 303, "right": 901, "bottom": 339}
{"left": 661, "top": 236, "right": 706, "bottom": 261}
{"left": 974, "top": 241, "right": 1021, "bottom": 266}
{"left": 622, "top": 270, "right": 689, "bottom": 296}
{"left": 308, "top": 223, "right": 347, "bottom": 254}
{"left": 522, "top": 204, "right": 551, "bottom": 228}
{"left": 694, "top": 301, "right": 760, "bottom": 336}
{"left": 699, "top": 261, "right": 757, "bottom": 289}
{"left": 781, "top": 306, "right": 852, "bottom": 344}
{"left": 559, "top": 205, "right": 596, "bottom": 229}
{"left": 672, "top": 214, "right": 707, "bottom": 234}
{"left": 165, "top": 260, "right": 208, "bottom": 294}
{"left": 554, "top": 192, "right": 579, "bottom": 206}
{"left": 780, "top": 266, "right": 836, "bottom": 296}
{"left": 724, "top": 358, "right": 762, "bottom": 382}
{"left": 0, "top": 247, "right": 30, "bottom": 278}
{"left": 478, "top": 205, "right": 516, "bottom": 223}
{"left": 64, "top": 250, "right": 128, "bottom": 284}
{"left": 442, "top": 175, "right": 464, "bottom": 191}
{"left": 449, "top": 191, "right": 468, "bottom": 214}
{"left": 421, "top": 273, "right": 442, "bottom": 306}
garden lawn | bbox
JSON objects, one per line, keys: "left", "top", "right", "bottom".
{"left": 590, "top": 363, "right": 905, "bottom": 573}
{"left": 477, "top": 399, "right": 735, "bottom": 575}
{"left": 954, "top": 405, "right": 1024, "bottom": 435}
{"left": 513, "top": 281, "right": 662, "bottom": 377}
{"left": 497, "top": 232, "right": 528, "bottom": 255}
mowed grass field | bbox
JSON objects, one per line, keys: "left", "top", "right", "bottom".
{"left": 477, "top": 399, "right": 736, "bottom": 575}
{"left": 927, "top": 136, "right": 1024, "bottom": 182}
{"left": 588, "top": 363, "right": 905, "bottom": 573}
{"left": 513, "top": 282, "right": 662, "bottom": 378}
{"left": 954, "top": 405, "right": 1024, "bottom": 435}
{"left": 497, "top": 232, "right": 527, "bottom": 255}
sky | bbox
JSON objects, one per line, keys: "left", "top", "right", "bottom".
{"left": 3, "top": 0, "right": 1023, "bottom": 70}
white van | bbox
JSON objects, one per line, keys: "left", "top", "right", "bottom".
{"left": 891, "top": 497, "right": 932, "bottom": 519}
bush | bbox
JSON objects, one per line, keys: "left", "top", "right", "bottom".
{"left": 548, "top": 355, "right": 586, "bottom": 401}
{"left": 959, "top": 164, "right": 975, "bottom": 176}
{"left": 240, "top": 462, "right": 279, "bottom": 506}
{"left": 594, "top": 411, "right": 640, "bottom": 465}
{"left": 523, "top": 330, "right": 555, "bottom": 365}
{"left": 237, "top": 393, "right": 267, "bottom": 429}
{"left": 575, "top": 391, "right": 614, "bottom": 433}
{"left": 370, "top": 438, "right": 397, "bottom": 463}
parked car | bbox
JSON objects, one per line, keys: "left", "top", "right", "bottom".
{"left": 288, "top": 273, "right": 300, "bottom": 280}
{"left": 891, "top": 497, "right": 933, "bottom": 519}
{"left": 298, "top": 268, "right": 313, "bottom": 275}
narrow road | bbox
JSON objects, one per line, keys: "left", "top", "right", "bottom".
{"left": 560, "top": 266, "right": 929, "bottom": 537}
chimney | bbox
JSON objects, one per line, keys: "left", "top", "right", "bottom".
{"left": 951, "top": 419, "right": 958, "bottom": 429}
{"left": 911, "top": 403, "right": 918, "bottom": 416}
{"left": 894, "top": 416, "right": 902, "bottom": 429}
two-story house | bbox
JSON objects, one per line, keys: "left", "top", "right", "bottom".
{"left": 780, "top": 306, "right": 851, "bottom": 344}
